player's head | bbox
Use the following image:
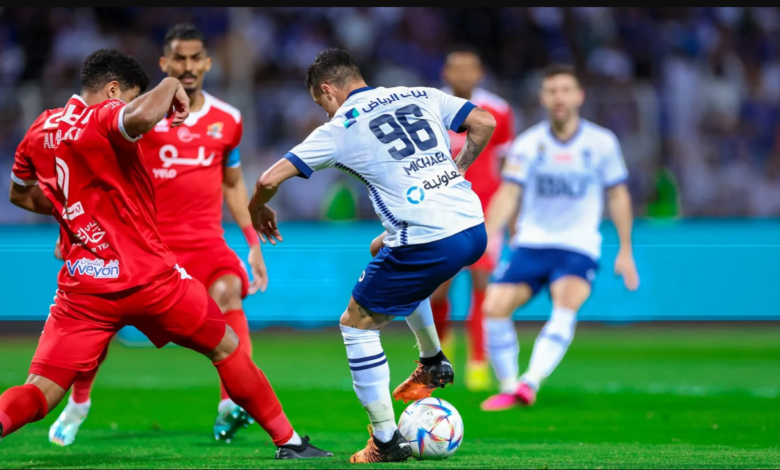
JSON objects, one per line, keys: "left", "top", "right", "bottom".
{"left": 306, "top": 48, "right": 365, "bottom": 118}
{"left": 539, "top": 63, "right": 584, "bottom": 126}
{"left": 80, "top": 49, "right": 150, "bottom": 104}
{"left": 160, "top": 24, "right": 211, "bottom": 95}
{"left": 442, "top": 45, "right": 484, "bottom": 98}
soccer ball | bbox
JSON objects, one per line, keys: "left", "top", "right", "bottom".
{"left": 398, "top": 397, "right": 464, "bottom": 460}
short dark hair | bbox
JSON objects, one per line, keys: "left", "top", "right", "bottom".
{"left": 164, "top": 23, "right": 207, "bottom": 52}
{"left": 541, "top": 63, "right": 580, "bottom": 84}
{"left": 305, "top": 48, "right": 363, "bottom": 93}
{"left": 80, "top": 49, "right": 150, "bottom": 94}
{"left": 446, "top": 44, "right": 483, "bottom": 64}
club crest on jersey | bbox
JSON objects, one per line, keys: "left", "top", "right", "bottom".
{"left": 536, "top": 143, "right": 545, "bottom": 164}
{"left": 582, "top": 149, "right": 592, "bottom": 167}
{"left": 207, "top": 122, "right": 223, "bottom": 139}
{"left": 65, "top": 258, "right": 119, "bottom": 279}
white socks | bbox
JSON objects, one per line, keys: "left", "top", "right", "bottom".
{"left": 66, "top": 396, "right": 91, "bottom": 417}
{"left": 283, "top": 431, "right": 303, "bottom": 446}
{"left": 405, "top": 299, "right": 442, "bottom": 358}
{"left": 485, "top": 318, "right": 519, "bottom": 394}
{"left": 522, "top": 307, "right": 577, "bottom": 390}
{"left": 340, "top": 325, "right": 397, "bottom": 443}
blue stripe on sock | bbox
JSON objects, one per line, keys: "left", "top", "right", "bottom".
{"left": 538, "top": 333, "right": 570, "bottom": 347}
{"left": 348, "top": 352, "right": 386, "bottom": 364}
{"left": 489, "top": 341, "right": 518, "bottom": 350}
{"left": 349, "top": 358, "right": 388, "bottom": 371}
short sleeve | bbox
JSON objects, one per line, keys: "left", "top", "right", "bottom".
{"left": 600, "top": 131, "right": 628, "bottom": 187}
{"left": 429, "top": 88, "right": 475, "bottom": 133}
{"left": 225, "top": 119, "right": 243, "bottom": 168}
{"left": 284, "top": 124, "right": 337, "bottom": 179}
{"left": 98, "top": 100, "right": 142, "bottom": 144}
{"left": 501, "top": 135, "right": 530, "bottom": 186}
{"left": 11, "top": 133, "right": 36, "bottom": 186}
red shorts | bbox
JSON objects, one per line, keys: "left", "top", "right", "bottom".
{"left": 170, "top": 239, "right": 250, "bottom": 299}
{"left": 30, "top": 267, "right": 225, "bottom": 375}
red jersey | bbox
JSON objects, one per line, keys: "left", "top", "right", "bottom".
{"left": 140, "top": 91, "right": 243, "bottom": 247}
{"left": 11, "top": 106, "right": 75, "bottom": 258}
{"left": 51, "top": 95, "right": 176, "bottom": 294}
{"left": 447, "top": 88, "right": 515, "bottom": 210}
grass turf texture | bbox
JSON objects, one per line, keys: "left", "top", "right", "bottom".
{"left": 0, "top": 324, "right": 778, "bottom": 469}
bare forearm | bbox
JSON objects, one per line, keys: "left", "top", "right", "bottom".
{"left": 608, "top": 185, "right": 634, "bottom": 250}
{"left": 485, "top": 183, "right": 521, "bottom": 235}
{"left": 224, "top": 176, "right": 253, "bottom": 229}
{"left": 454, "top": 108, "right": 496, "bottom": 174}
{"left": 10, "top": 184, "right": 54, "bottom": 215}
{"left": 123, "top": 77, "right": 180, "bottom": 136}
{"left": 249, "top": 179, "right": 278, "bottom": 213}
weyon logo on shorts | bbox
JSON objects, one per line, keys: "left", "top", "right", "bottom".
{"left": 65, "top": 258, "right": 120, "bottom": 279}
{"left": 406, "top": 186, "right": 425, "bottom": 204}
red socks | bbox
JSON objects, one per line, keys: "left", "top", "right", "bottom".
{"left": 431, "top": 298, "right": 451, "bottom": 341}
{"left": 70, "top": 347, "right": 108, "bottom": 404}
{"left": 220, "top": 309, "right": 253, "bottom": 401}
{"left": 214, "top": 341, "right": 293, "bottom": 446}
{"left": 0, "top": 384, "right": 49, "bottom": 437}
{"left": 468, "top": 288, "right": 486, "bottom": 362}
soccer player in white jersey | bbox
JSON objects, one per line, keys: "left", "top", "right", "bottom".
{"left": 248, "top": 48, "right": 496, "bottom": 463}
{"left": 480, "top": 64, "right": 640, "bottom": 411}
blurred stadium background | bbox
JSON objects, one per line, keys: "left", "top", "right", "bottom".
{"left": 1, "top": 8, "right": 778, "bottom": 469}
{"left": 1, "top": 7, "right": 780, "bottom": 326}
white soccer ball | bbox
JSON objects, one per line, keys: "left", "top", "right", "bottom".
{"left": 398, "top": 397, "right": 464, "bottom": 460}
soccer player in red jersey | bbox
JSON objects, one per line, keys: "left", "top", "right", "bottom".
{"left": 1, "top": 49, "right": 332, "bottom": 460}
{"left": 435, "top": 46, "right": 516, "bottom": 390}
{"left": 54, "top": 24, "right": 268, "bottom": 445}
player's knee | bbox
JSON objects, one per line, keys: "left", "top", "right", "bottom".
{"left": 550, "top": 277, "right": 591, "bottom": 311}
{"left": 24, "top": 374, "right": 68, "bottom": 413}
{"left": 209, "top": 276, "right": 243, "bottom": 312}
{"left": 341, "top": 298, "right": 393, "bottom": 330}
{"left": 482, "top": 288, "right": 514, "bottom": 319}
{"left": 208, "top": 326, "right": 240, "bottom": 363}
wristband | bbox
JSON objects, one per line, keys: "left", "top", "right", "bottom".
{"left": 241, "top": 225, "right": 260, "bottom": 247}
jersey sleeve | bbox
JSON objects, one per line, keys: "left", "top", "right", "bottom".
{"left": 429, "top": 88, "right": 476, "bottom": 133}
{"left": 501, "top": 134, "right": 530, "bottom": 186}
{"left": 10, "top": 132, "right": 37, "bottom": 186}
{"left": 600, "top": 131, "right": 628, "bottom": 187}
{"left": 284, "top": 124, "right": 337, "bottom": 179}
{"left": 225, "top": 119, "right": 244, "bottom": 168}
{"left": 98, "top": 100, "right": 142, "bottom": 145}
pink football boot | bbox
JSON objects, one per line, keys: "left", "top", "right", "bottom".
{"left": 480, "top": 382, "right": 537, "bottom": 411}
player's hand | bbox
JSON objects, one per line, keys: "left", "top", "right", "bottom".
{"left": 369, "top": 232, "right": 386, "bottom": 257}
{"left": 485, "top": 230, "right": 502, "bottom": 261}
{"left": 614, "top": 248, "right": 639, "bottom": 291}
{"left": 251, "top": 205, "right": 283, "bottom": 245}
{"left": 54, "top": 236, "right": 63, "bottom": 261}
{"left": 247, "top": 245, "right": 268, "bottom": 294}
{"left": 169, "top": 82, "right": 190, "bottom": 128}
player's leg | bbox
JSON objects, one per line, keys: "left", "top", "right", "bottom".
{"left": 465, "top": 265, "right": 491, "bottom": 391}
{"left": 339, "top": 298, "right": 413, "bottom": 463}
{"left": 429, "top": 279, "right": 453, "bottom": 358}
{"left": 2, "top": 292, "right": 113, "bottom": 442}
{"left": 520, "top": 275, "right": 591, "bottom": 394}
{"left": 137, "top": 269, "right": 331, "bottom": 459}
{"left": 208, "top": 272, "right": 255, "bottom": 442}
{"left": 49, "top": 346, "right": 110, "bottom": 446}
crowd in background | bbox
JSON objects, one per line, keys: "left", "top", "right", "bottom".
{"left": 2, "top": 7, "right": 780, "bottom": 222}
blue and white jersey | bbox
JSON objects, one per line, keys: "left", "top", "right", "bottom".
{"left": 502, "top": 119, "right": 628, "bottom": 259}
{"left": 285, "top": 86, "right": 484, "bottom": 247}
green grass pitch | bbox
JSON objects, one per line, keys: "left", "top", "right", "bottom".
{"left": 0, "top": 324, "right": 778, "bottom": 469}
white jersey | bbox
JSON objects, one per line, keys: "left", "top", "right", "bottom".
{"left": 286, "top": 86, "right": 484, "bottom": 247}
{"left": 502, "top": 119, "right": 628, "bottom": 259}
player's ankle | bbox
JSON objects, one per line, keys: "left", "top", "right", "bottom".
{"left": 280, "top": 430, "right": 302, "bottom": 447}
{"left": 373, "top": 426, "right": 397, "bottom": 444}
{"left": 420, "top": 350, "right": 446, "bottom": 366}
{"left": 67, "top": 396, "right": 91, "bottom": 416}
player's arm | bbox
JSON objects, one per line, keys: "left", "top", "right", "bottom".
{"left": 607, "top": 183, "right": 639, "bottom": 290}
{"left": 485, "top": 181, "right": 522, "bottom": 237}
{"left": 122, "top": 77, "right": 189, "bottom": 137}
{"left": 9, "top": 181, "right": 54, "bottom": 215}
{"left": 249, "top": 125, "right": 337, "bottom": 244}
{"left": 224, "top": 165, "right": 268, "bottom": 293}
{"left": 603, "top": 132, "right": 639, "bottom": 291}
{"left": 453, "top": 107, "right": 497, "bottom": 174}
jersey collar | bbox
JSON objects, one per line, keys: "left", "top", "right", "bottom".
{"left": 346, "top": 86, "right": 374, "bottom": 99}
{"left": 183, "top": 91, "right": 213, "bottom": 126}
